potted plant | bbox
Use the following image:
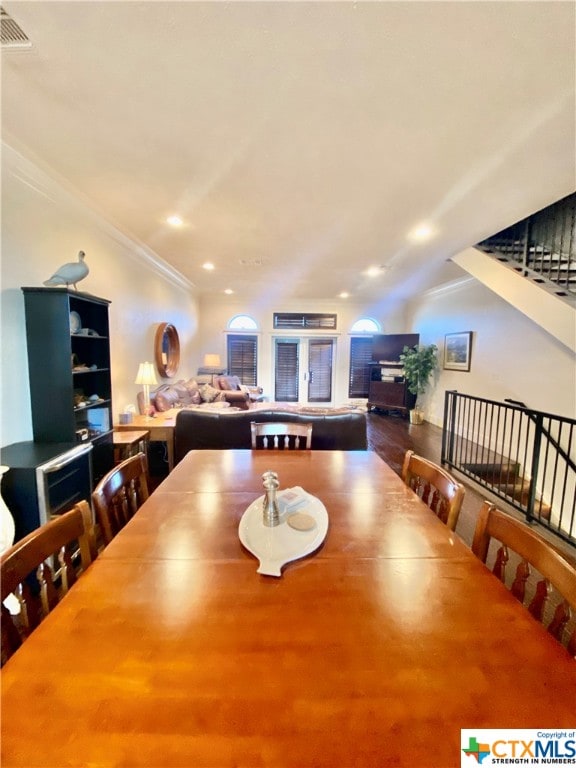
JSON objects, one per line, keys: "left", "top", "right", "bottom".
{"left": 399, "top": 343, "right": 438, "bottom": 424}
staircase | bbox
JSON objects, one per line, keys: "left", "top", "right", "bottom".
{"left": 444, "top": 196, "right": 576, "bottom": 545}
{"left": 462, "top": 459, "right": 552, "bottom": 521}
{"left": 442, "top": 391, "right": 576, "bottom": 547}
{"left": 477, "top": 238, "right": 576, "bottom": 300}
{"left": 452, "top": 245, "right": 575, "bottom": 351}
{"left": 452, "top": 432, "right": 553, "bottom": 521}
{"left": 452, "top": 192, "right": 576, "bottom": 352}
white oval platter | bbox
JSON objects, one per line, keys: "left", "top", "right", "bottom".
{"left": 238, "top": 492, "right": 328, "bottom": 577}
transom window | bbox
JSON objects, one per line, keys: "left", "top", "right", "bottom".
{"left": 273, "top": 313, "right": 337, "bottom": 330}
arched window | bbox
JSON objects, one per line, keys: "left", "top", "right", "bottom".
{"left": 228, "top": 314, "right": 258, "bottom": 330}
{"left": 350, "top": 317, "right": 380, "bottom": 333}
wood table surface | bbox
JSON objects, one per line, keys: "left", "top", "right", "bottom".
{"left": 2, "top": 450, "right": 575, "bottom": 768}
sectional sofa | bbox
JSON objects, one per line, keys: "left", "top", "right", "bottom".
{"left": 174, "top": 406, "right": 368, "bottom": 463}
{"left": 139, "top": 375, "right": 262, "bottom": 413}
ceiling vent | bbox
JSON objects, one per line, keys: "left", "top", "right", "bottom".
{"left": 239, "top": 258, "right": 265, "bottom": 267}
{"left": 1, "top": 7, "right": 31, "bottom": 49}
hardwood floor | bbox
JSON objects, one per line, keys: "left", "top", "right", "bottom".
{"left": 366, "top": 410, "right": 484, "bottom": 547}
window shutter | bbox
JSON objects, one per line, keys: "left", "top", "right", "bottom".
{"left": 349, "top": 337, "right": 373, "bottom": 397}
{"left": 275, "top": 341, "right": 299, "bottom": 402}
{"left": 227, "top": 335, "right": 257, "bottom": 385}
{"left": 308, "top": 339, "right": 333, "bottom": 402}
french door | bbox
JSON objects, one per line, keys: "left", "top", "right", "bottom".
{"left": 274, "top": 337, "right": 334, "bottom": 404}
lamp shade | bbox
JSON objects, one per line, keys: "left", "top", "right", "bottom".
{"left": 135, "top": 361, "right": 158, "bottom": 386}
{"left": 203, "top": 354, "right": 221, "bottom": 368}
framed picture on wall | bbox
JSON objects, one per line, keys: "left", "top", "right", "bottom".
{"left": 443, "top": 331, "right": 472, "bottom": 371}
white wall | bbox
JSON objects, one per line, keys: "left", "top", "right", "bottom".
{"left": 406, "top": 277, "right": 576, "bottom": 426}
{"left": 1, "top": 144, "right": 200, "bottom": 447}
{"left": 198, "top": 297, "right": 406, "bottom": 404}
{"left": 199, "top": 277, "right": 576, "bottom": 418}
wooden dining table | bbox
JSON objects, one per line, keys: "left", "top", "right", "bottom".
{"left": 2, "top": 449, "right": 575, "bottom": 768}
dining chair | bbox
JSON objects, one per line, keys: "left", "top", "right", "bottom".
{"left": 401, "top": 449, "right": 465, "bottom": 531}
{"left": 1, "top": 500, "right": 95, "bottom": 666}
{"left": 250, "top": 421, "right": 313, "bottom": 450}
{"left": 472, "top": 501, "right": 576, "bottom": 655}
{"left": 92, "top": 452, "right": 149, "bottom": 546}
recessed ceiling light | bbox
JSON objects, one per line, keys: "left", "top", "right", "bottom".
{"left": 224, "top": 288, "right": 234, "bottom": 295}
{"left": 166, "top": 215, "right": 183, "bottom": 227}
{"left": 408, "top": 223, "right": 433, "bottom": 242}
{"left": 202, "top": 262, "right": 215, "bottom": 271}
{"left": 339, "top": 292, "right": 349, "bottom": 299}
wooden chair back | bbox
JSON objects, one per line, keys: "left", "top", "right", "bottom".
{"left": 1, "top": 501, "right": 95, "bottom": 666}
{"left": 401, "top": 450, "right": 465, "bottom": 531}
{"left": 472, "top": 501, "right": 576, "bottom": 655}
{"left": 250, "top": 422, "right": 313, "bottom": 450}
{"left": 92, "top": 452, "right": 149, "bottom": 546}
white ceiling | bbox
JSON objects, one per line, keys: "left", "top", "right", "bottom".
{"left": 2, "top": 1, "right": 575, "bottom": 303}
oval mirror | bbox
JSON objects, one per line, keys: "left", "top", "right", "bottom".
{"left": 154, "top": 323, "right": 180, "bottom": 378}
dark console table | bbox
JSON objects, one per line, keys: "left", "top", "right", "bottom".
{"left": 367, "top": 363, "right": 416, "bottom": 417}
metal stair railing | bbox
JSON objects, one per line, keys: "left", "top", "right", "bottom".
{"left": 477, "top": 192, "right": 576, "bottom": 297}
{"left": 442, "top": 390, "right": 576, "bottom": 547}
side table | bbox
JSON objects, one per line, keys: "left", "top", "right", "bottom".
{"left": 113, "top": 410, "right": 177, "bottom": 472}
{"left": 113, "top": 429, "right": 150, "bottom": 464}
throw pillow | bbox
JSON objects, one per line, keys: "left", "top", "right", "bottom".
{"left": 215, "top": 376, "right": 233, "bottom": 391}
{"left": 218, "top": 375, "right": 243, "bottom": 391}
{"left": 155, "top": 385, "right": 181, "bottom": 411}
{"left": 199, "top": 383, "right": 223, "bottom": 403}
{"left": 173, "top": 380, "right": 193, "bottom": 404}
{"left": 176, "top": 379, "right": 202, "bottom": 405}
{"left": 183, "top": 379, "right": 202, "bottom": 405}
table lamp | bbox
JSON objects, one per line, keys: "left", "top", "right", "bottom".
{"left": 135, "top": 361, "right": 158, "bottom": 418}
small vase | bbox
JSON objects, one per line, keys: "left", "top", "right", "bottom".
{"left": 0, "top": 465, "right": 15, "bottom": 553}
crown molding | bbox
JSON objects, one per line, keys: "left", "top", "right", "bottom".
{"left": 2, "top": 139, "right": 196, "bottom": 293}
{"left": 420, "top": 275, "right": 476, "bottom": 298}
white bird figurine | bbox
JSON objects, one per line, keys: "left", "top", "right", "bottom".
{"left": 43, "top": 250, "right": 89, "bottom": 290}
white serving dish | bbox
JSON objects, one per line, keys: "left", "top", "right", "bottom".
{"left": 239, "top": 491, "right": 328, "bottom": 577}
